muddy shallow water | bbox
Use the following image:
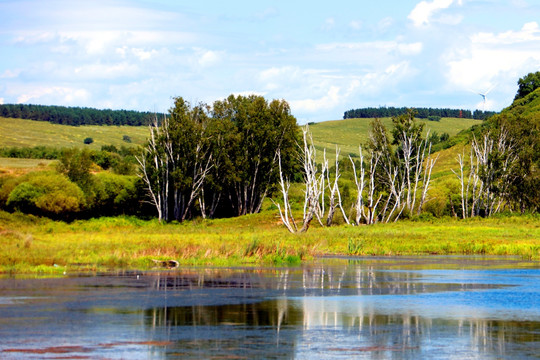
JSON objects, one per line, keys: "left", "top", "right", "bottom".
{"left": 1, "top": 256, "right": 539, "bottom": 359}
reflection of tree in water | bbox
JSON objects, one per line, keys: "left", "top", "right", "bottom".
{"left": 144, "top": 299, "right": 303, "bottom": 359}
{"left": 139, "top": 267, "right": 538, "bottom": 358}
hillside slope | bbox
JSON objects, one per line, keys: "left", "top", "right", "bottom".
{"left": 0, "top": 117, "right": 149, "bottom": 149}
{"left": 308, "top": 116, "right": 482, "bottom": 159}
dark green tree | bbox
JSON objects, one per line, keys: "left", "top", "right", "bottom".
{"left": 514, "top": 71, "right": 540, "bottom": 101}
{"left": 212, "top": 95, "right": 298, "bottom": 216}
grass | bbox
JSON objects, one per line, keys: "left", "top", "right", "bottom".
{"left": 0, "top": 117, "right": 149, "bottom": 149}
{"left": 0, "top": 209, "right": 538, "bottom": 274}
{"left": 0, "top": 157, "right": 56, "bottom": 177}
{"left": 309, "top": 117, "right": 482, "bottom": 161}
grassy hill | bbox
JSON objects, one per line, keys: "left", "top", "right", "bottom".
{"left": 308, "top": 116, "right": 482, "bottom": 158}
{"left": 0, "top": 117, "right": 149, "bottom": 149}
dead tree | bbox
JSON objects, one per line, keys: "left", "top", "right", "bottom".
{"left": 453, "top": 128, "right": 517, "bottom": 218}
{"left": 325, "top": 146, "right": 348, "bottom": 226}
{"left": 136, "top": 115, "right": 169, "bottom": 222}
{"left": 274, "top": 126, "right": 327, "bottom": 233}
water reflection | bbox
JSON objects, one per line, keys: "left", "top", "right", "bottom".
{"left": 141, "top": 297, "right": 540, "bottom": 359}
{"left": 0, "top": 257, "right": 539, "bottom": 359}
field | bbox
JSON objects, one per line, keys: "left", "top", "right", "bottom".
{"left": 309, "top": 117, "right": 481, "bottom": 159}
{"left": 0, "top": 117, "right": 149, "bottom": 149}
{"left": 0, "top": 209, "right": 538, "bottom": 274}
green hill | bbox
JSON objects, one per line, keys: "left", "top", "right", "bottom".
{"left": 0, "top": 117, "right": 149, "bottom": 149}
{"left": 308, "top": 116, "right": 482, "bottom": 160}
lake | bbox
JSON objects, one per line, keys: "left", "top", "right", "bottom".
{"left": 1, "top": 256, "right": 539, "bottom": 359}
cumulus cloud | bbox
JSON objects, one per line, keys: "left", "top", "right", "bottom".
{"left": 446, "top": 22, "right": 540, "bottom": 90}
{"left": 0, "top": 98, "right": 4, "bottom": 105}
{"left": 408, "top": 0, "right": 459, "bottom": 27}
{"left": 15, "top": 86, "right": 90, "bottom": 105}
{"left": 290, "top": 86, "right": 341, "bottom": 113}
{"left": 445, "top": 21, "right": 540, "bottom": 109}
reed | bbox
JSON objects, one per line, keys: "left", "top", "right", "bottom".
{"left": 0, "top": 210, "right": 538, "bottom": 274}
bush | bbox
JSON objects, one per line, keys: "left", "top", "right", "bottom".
{"left": 122, "top": 135, "right": 132, "bottom": 143}
{"left": 92, "top": 173, "right": 139, "bottom": 215}
{"left": 6, "top": 171, "right": 85, "bottom": 217}
{"left": 428, "top": 115, "right": 441, "bottom": 122}
{"left": 83, "top": 137, "right": 94, "bottom": 145}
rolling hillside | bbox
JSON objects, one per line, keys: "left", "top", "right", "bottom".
{"left": 308, "top": 116, "right": 481, "bottom": 159}
{"left": 0, "top": 117, "right": 149, "bottom": 149}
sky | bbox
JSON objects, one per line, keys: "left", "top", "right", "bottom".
{"left": 1, "top": 0, "right": 540, "bottom": 123}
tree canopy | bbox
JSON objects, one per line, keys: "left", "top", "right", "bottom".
{"left": 514, "top": 71, "right": 540, "bottom": 101}
{"left": 0, "top": 103, "right": 159, "bottom": 126}
{"left": 138, "top": 94, "right": 299, "bottom": 222}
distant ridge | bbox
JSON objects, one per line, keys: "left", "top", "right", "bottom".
{"left": 0, "top": 103, "right": 164, "bottom": 126}
{"left": 343, "top": 106, "right": 497, "bottom": 121}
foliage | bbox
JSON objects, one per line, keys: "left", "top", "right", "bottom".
{"left": 487, "top": 95, "right": 540, "bottom": 213}
{"left": 514, "top": 71, "right": 540, "bottom": 101}
{"left": 0, "top": 209, "right": 538, "bottom": 273}
{"left": 92, "top": 173, "right": 139, "bottom": 216}
{"left": 83, "top": 137, "right": 94, "bottom": 144}
{"left": 0, "top": 146, "right": 61, "bottom": 160}
{"left": 57, "top": 148, "right": 94, "bottom": 191}
{"left": 309, "top": 116, "right": 482, "bottom": 163}
{"left": 0, "top": 103, "right": 158, "bottom": 126}
{"left": 138, "top": 95, "right": 299, "bottom": 222}
{"left": 344, "top": 106, "right": 497, "bottom": 120}
{"left": 6, "top": 171, "right": 85, "bottom": 217}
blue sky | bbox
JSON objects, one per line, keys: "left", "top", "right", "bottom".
{"left": 1, "top": 0, "right": 539, "bottom": 123}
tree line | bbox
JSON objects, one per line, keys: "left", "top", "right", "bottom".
{"left": 343, "top": 107, "right": 497, "bottom": 120}
{"left": 0, "top": 103, "right": 160, "bottom": 126}
{"left": 1, "top": 72, "right": 538, "bottom": 224}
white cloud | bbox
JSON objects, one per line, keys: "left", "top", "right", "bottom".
{"left": 132, "top": 48, "right": 158, "bottom": 61}
{"left": 472, "top": 22, "right": 540, "bottom": 45}
{"left": 15, "top": 86, "right": 90, "bottom": 105}
{"left": 73, "top": 62, "right": 139, "bottom": 79}
{"left": 398, "top": 42, "right": 423, "bottom": 55}
{"left": 322, "top": 17, "right": 335, "bottom": 31}
{"left": 349, "top": 20, "right": 362, "bottom": 30}
{"left": 0, "top": 98, "right": 4, "bottom": 105}
{"left": 1, "top": 69, "right": 20, "bottom": 79}
{"left": 408, "top": 0, "right": 456, "bottom": 27}
{"left": 317, "top": 40, "right": 423, "bottom": 56}
{"left": 197, "top": 49, "right": 222, "bottom": 67}
{"left": 290, "top": 86, "right": 341, "bottom": 113}
{"left": 446, "top": 22, "right": 540, "bottom": 91}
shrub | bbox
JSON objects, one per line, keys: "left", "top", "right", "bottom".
{"left": 92, "top": 173, "right": 139, "bottom": 215}
{"left": 6, "top": 171, "right": 85, "bottom": 217}
{"left": 83, "top": 137, "right": 94, "bottom": 145}
{"left": 122, "top": 135, "right": 132, "bottom": 143}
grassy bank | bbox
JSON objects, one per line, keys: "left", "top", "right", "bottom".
{"left": 0, "top": 210, "right": 538, "bottom": 274}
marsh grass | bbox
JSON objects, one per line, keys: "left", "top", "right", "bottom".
{"left": 0, "top": 210, "right": 538, "bottom": 274}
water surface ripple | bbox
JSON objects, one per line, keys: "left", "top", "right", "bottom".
{"left": 0, "top": 256, "right": 539, "bottom": 359}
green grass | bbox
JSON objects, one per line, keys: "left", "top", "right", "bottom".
{"left": 0, "top": 157, "right": 55, "bottom": 169}
{"left": 309, "top": 117, "right": 481, "bottom": 161}
{"left": 0, "top": 117, "right": 149, "bottom": 149}
{"left": 0, "top": 210, "right": 538, "bottom": 274}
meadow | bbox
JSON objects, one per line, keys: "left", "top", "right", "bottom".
{"left": 0, "top": 117, "right": 149, "bottom": 149}
{"left": 0, "top": 208, "right": 538, "bottom": 274}
{"left": 309, "top": 116, "right": 481, "bottom": 160}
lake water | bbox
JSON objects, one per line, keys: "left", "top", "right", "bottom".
{"left": 1, "top": 256, "right": 539, "bottom": 359}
